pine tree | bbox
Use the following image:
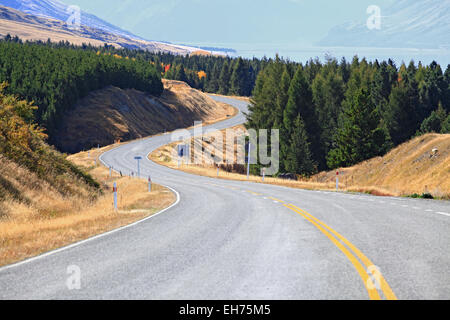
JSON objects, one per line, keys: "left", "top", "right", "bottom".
{"left": 283, "top": 65, "right": 322, "bottom": 168}
{"left": 230, "top": 57, "right": 249, "bottom": 96}
{"left": 284, "top": 115, "right": 316, "bottom": 176}
{"left": 327, "top": 88, "right": 388, "bottom": 169}
{"left": 218, "top": 60, "right": 231, "bottom": 95}
{"left": 419, "top": 103, "right": 447, "bottom": 134}
{"left": 385, "top": 73, "right": 423, "bottom": 145}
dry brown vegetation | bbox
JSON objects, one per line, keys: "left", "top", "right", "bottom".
{"left": 0, "top": 5, "right": 194, "bottom": 54}
{"left": 314, "top": 133, "right": 450, "bottom": 198}
{"left": 0, "top": 146, "right": 176, "bottom": 267}
{"left": 54, "top": 80, "right": 236, "bottom": 153}
{"left": 151, "top": 127, "right": 450, "bottom": 198}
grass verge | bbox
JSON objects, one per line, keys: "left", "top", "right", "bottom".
{"left": 0, "top": 146, "right": 176, "bottom": 267}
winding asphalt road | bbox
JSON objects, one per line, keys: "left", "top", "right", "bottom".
{"left": 1, "top": 96, "right": 449, "bottom": 300}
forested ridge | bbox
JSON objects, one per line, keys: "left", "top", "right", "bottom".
{"left": 0, "top": 36, "right": 163, "bottom": 139}
{"left": 0, "top": 36, "right": 261, "bottom": 142}
{"left": 247, "top": 56, "right": 450, "bottom": 176}
{"left": 1, "top": 36, "right": 449, "bottom": 177}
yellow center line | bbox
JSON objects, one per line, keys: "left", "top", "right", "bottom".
{"left": 287, "top": 204, "right": 397, "bottom": 300}
{"left": 269, "top": 197, "right": 285, "bottom": 203}
{"left": 285, "top": 204, "right": 395, "bottom": 300}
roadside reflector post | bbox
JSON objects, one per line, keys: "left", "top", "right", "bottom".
{"left": 217, "top": 164, "right": 219, "bottom": 177}
{"left": 262, "top": 168, "right": 266, "bottom": 182}
{"left": 113, "top": 182, "right": 118, "bottom": 211}
{"left": 247, "top": 142, "right": 251, "bottom": 180}
{"left": 336, "top": 171, "right": 339, "bottom": 191}
{"left": 148, "top": 176, "right": 152, "bottom": 192}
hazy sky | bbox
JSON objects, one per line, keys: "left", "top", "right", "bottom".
{"left": 67, "top": 0, "right": 396, "bottom": 45}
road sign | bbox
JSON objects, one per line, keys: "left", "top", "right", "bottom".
{"left": 134, "top": 156, "right": 143, "bottom": 178}
{"left": 178, "top": 144, "right": 189, "bottom": 158}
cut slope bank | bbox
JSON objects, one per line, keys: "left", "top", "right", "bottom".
{"left": 54, "top": 80, "right": 236, "bottom": 153}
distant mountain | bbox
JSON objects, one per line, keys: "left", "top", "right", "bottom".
{"left": 0, "top": 0, "right": 211, "bottom": 54}
{"left": 318, "top": 0, "right": 450, "bottom": 49}
{"left": 0, "top": 0, "right": 143, "bottom": 40}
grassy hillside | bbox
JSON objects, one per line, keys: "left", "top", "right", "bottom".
{"left": 0, "top": 89, "right": 177, "bottom": 265}
{"left": 54, "top": 80, "right": 236, "bottom": 153}
{"left": 151, "top": 125, "right": 449, "bottom": 199}
{"left": 0, "top": 39, "right": 163, "bottom": 136}
{"left": 314, "top": 133, "right": 450, "bottom": 198}
{"left": 0, "top": 5, "right": 195, "bottom": 54}
{"left": 0, "top": 88, "right": 100, "bottom": 218}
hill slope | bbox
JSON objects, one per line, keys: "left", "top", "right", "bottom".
{"left": 0, "top": 89, "right": 100, "bottom": 219}
{"left": 319, "top": 0, "right": 450, "bottom": 49}
{"left": 54, "top": 80, "right": 236, "bottom": 153}
{"left": 1, "top": 0, "right": 141, "bottom": 39}
{"left": 0, "top": 4, "right": 198, "bottom": 54}
{"left": 315, "top": 134, "right": 450, "bottom": 198}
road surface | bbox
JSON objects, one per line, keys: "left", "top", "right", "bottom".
{"left": 1, "top": 96, "right": 449, "bottom": 300}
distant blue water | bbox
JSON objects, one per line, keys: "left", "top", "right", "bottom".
{"left": 186, "top": 42, "right": 450, "bottom": 67}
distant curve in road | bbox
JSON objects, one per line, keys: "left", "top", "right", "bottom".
{"left": 1, "top": 96, "right": 449, "bottom": 300}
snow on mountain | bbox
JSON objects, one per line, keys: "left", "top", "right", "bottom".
{"left": 0, "top": 0, "right": 143, "bottom": 40}
{"left": 318, "top": 0, "right": 450, "bottom": 49}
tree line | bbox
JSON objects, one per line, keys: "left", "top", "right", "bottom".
{"left": 0, "top": 36, "right": 163, "bottom": 139}
{"left": 246, "top": 56, "right": 450, "bottom": 176}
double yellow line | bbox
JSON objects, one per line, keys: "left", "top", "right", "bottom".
{"left": 284, "top": 204, "right": 397, "bottom": 300}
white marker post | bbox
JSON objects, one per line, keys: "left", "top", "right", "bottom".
{"left": 113, "top": 182, "right": 118, "bottom": 211}
{"left": 336, "top": 171, "right": 339, "bottom": 191}
{"left": 247, "top": 143, "right": 251, "bottom": 180}
{"left": 148, "top": 176, "right": 152, "bottom": 192}
{"left": 217, "top": 165, "right": 219, "bottom": 177}
{"left": 262, "top": 168, "right": 266, "bottom": 182}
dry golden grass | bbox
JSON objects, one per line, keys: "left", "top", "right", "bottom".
{"left": 315, "top": 133, "right": 450, "bottom": 198}
{"left": 0, "top": 6, "right": 193, "bottom": 55}
{"left": 0, "top": 147, "right": 176, "bottom": 267}
{"left": 150, "top": 130, "right": 450, "bottom": 199}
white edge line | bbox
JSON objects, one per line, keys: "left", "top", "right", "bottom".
{"left": 1, "top": 97, "right": 245, "bottom": 273}
{"left": 436, "top": 212, "right": 450, "bottom": 217}
{"left": 0, "top": 184, "right": 180, "bottom": 273}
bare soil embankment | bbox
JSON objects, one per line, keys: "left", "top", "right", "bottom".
{"left": 54, "top": 80, "right": 236, "bottom": 153}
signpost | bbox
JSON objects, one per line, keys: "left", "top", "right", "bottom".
{"left": 134, "top": 156, "right": 142, "bottom": 178}
{"left": 177, "top": 144, "right": 189, "bottom": 168}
